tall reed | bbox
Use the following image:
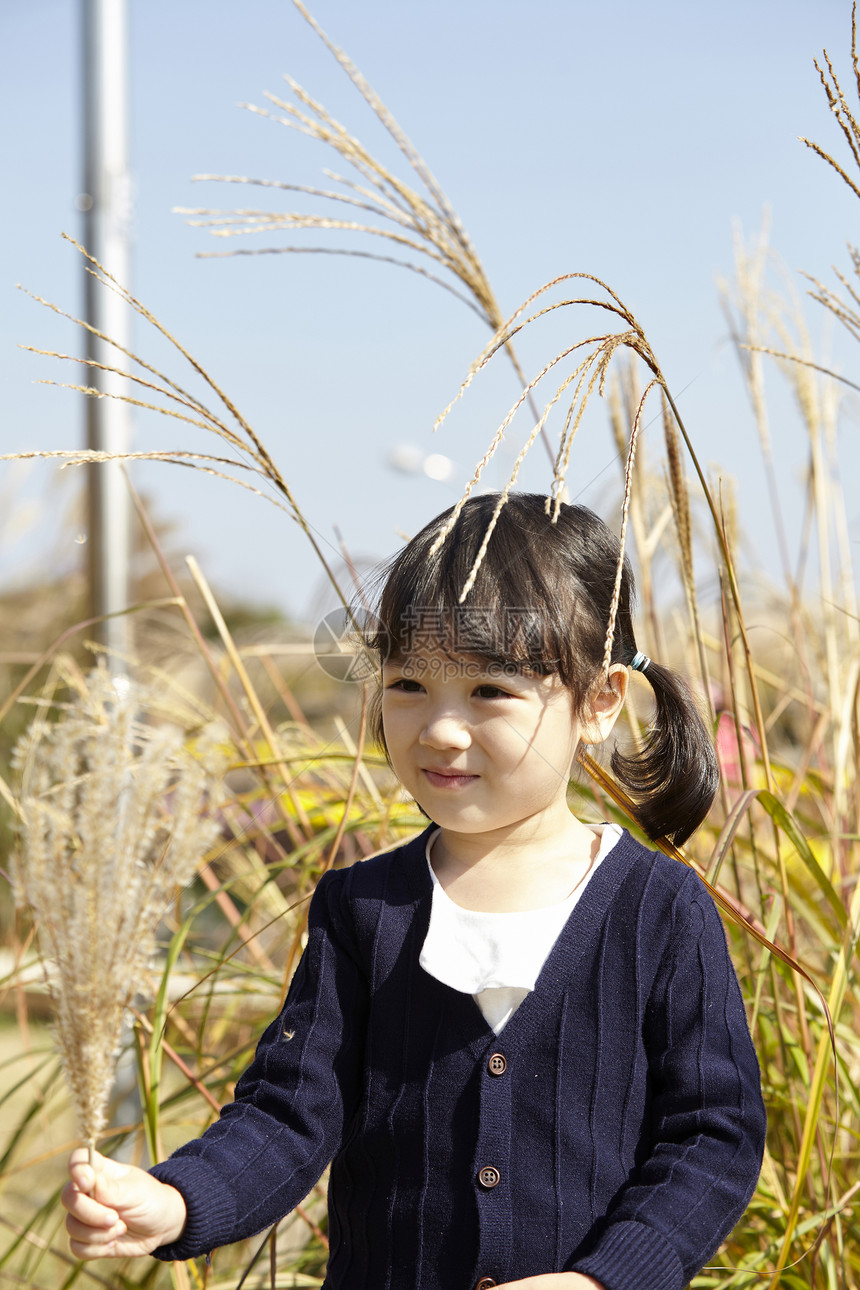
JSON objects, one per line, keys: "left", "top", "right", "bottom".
{"left": 11, "top": 666, "right": 225, "bottom": 1164}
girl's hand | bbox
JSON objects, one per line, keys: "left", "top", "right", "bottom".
{"left": 62, "top": 1148, "right": 187, "bottom": 1259}
{"left": 496, "top": 1277, "right": 605, "bottom": 1289}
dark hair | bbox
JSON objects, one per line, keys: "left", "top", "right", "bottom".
{"left": 368, "top": 493, "right": 718, "bottom": 846}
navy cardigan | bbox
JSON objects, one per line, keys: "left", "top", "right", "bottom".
{"left": 150, "top": 827, "right": 766, "bottom": 1290}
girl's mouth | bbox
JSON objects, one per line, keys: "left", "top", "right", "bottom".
{"left": 422, "top": 768, "right": 479, "bottom": 790}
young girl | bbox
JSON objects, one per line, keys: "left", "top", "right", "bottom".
{"left": 63, "top": 494, "right": 766, "bottom": 1290}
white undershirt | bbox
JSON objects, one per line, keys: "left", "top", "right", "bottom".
{"left": 419, "top": 824, "right": 623, "bottom": 1033}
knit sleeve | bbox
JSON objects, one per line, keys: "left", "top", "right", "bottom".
{"left": 148, "top": 867, "right": 367, "bottom": 1262}
{"left": 568, "top": 879, "right": 766, "bottom": 1290}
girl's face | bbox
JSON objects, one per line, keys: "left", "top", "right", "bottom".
{"left": 381, "top": 649, "right": 625, "bottom": 840}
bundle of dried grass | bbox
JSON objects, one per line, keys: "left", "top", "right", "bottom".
{"left": 10, "top": 665, "right": 225, "bottom": 1161}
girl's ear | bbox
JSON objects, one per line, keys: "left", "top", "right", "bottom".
{"left": 579, "top": 664, "right": 628, "bottom": 745}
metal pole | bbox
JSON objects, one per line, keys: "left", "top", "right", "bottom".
{"left": 82, "top": 0, "right": 132, "bottom": 663}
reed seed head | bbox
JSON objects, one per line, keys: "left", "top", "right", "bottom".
{"left": 11, "top": 666, "right": 226, "bottom": 1146}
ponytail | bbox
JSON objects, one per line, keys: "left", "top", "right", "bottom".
{"left": 610, "top": 661, "right": 719, "bottom": 847}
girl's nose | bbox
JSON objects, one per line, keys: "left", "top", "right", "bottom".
{"left": 419, "top": 708, "right": 471, "bottom": 751}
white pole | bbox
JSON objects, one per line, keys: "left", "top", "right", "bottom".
{"left": 82, "top": 0, "right": 132, "bottom": 663}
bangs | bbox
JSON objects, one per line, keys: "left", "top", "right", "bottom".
{"left": 378, "top": 600, "right": 560, "bottom": 678}
{"left": 369, "top": 493, "right": 624, "bottom": 704}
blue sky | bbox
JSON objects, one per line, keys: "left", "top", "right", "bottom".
{"left": 2, "top": 0, "right": 858, "bottom": 621}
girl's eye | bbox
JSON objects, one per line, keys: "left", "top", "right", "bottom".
{"left": 387, "top": 677, "right": 423, "bottom": 693}
{"left": 474, "top": 684, "right": 510, "bottom": 700}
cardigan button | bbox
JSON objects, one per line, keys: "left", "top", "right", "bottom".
{"left": 477, "top": 1164, "right": 501, "bottom": 1189}
{"left": 475, "top": 1279, "right": 498, "bottom": 1289}
{"left": 487, "top": 1052, "right": 507, "bottom": 1076}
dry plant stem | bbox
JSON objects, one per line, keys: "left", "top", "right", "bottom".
{"left": 610, "top": 373, "right": 661, "bottom": 654}
{"left": 126, "top": 485, "right": 312, "bottom": 903}
{"left": 794, "top": 466, "right": 817, "bottom": 611}
{"left": 194, "top": 0, "right": 555, "bottom": 463}
{"left": 0, "top": 602, "right": 176, "bottom": 741}
{"left": 30, "top": 237, "right": 353, "bottom": 618}
{"left": 5, "top": 925, "right": 35, "bottom": 1053}
{"left": 600, "top": 380, "right": 660, "bottom": 675}
{"left": 577, "top": 753, "right": 802, "bottom": 965}
{"left": 747, "top": 343, "right": 860, "bottom": 395}
{"left": 768, "top": 878, "right": 860, "bottom": 1287}
{"left": 711, "top": 601, "right": 749, "bottom": 974}
{"left": 334, "top": 524, "right": 369, "bottom": 607}
{"left": 21, "top": 344, "right": 256, "bottom": 456}
{"left": 131, "top": 1008, "right": 224, "bottom": 1114}
{"left": 767, "top": 298, "right": 848, "bottom": 716}
{"left": 186, "top": 555, "right": 312, "bottom": 842}
{"left": 0, "top": 598, "right": 181, "bottom": 821}
{"left": 321, "top": 688, "right": 369, "bottom": 875}
{"left": 424, "top": 276, "right": 667, "bottom": 617}
{"left": 127, "top": 480, "right": 258, "bottom": 739}
{"left": 68, "top": 235, "right": 288, "bottom": 489}
{"left": 195, "top": 862, "right": 278, "bottom": 974}
{"left": 852, "top": 672, "right": 860, "bottom": 852}
{"left": 281, "top": 805, "right": 352, "bottom": 1000}
{"left": 259, "top": 652, "right": 314, "bottom": 730}
{"left": 334, "top": 713, "right": 385, "bottom": 810}
{"left": 721, "top": 220, "right": 797, "bottom": 595}
{"left": 785, "top": 706, "right": 831, "bottom": 816}
{"left": 432, "top": 328, "right": 641, "bottom": 571}
{"left": 662, "top": 401, "right": 714, "bottom": 726}
{"left": 291, "top": 0, "right": 464, "bottom": 236}
{"left": 128, "top": 484, "right": 306, "bottom": 865}
{"left": 715, "top": 503, "right": 814, "bottom": 1135}
{"left": 803, "top": 383, "right": 853, "bottom": 834}
{"left": 697, "top": 628, "right": 827, "bottom": 724}
{"left": 674, "top": 519, "right": 714, "bottom": 731}
{"left": 717, "top": 580, "right": 757, "bottom": 902}
{"left": 194, "top": 237, "right": 491, "bottom": 318}
{"left": 0, "top": 1213, "right": 119, "bottom": 1288}
{"left": 800, "top": 6, "right": 860, "bottom": 201}
{"left": 17, "top": 283, "right": 255, "bottom": 457}
{"left": 1, "top": 445, "right": 295, "bottom": 517}
{"left": 661, "top": 387, "right": 775, "bottom": 789}
{"left": 431, "top": 279, "right": 641, "bottom": 429}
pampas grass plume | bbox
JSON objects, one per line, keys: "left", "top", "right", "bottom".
{"left": 11, "top": 666, "right": 225, "bottom": 1159}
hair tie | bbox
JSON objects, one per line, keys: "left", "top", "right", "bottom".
{"left": 630, "top": 651, "right": 651, "bottom": 674}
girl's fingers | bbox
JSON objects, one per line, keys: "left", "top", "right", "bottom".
{"left": 68, "top": 1146, "right": 107, "bottom": 1170}
{"left": 66, "top": 1147, "right": 129, "bottom": 1210}
{"left": 67, "top": 1146, "right": 113, "bottom": 1196}
{"left": 65, "top": 1213, "right": 126, "bottom": 1246}
{"left": 60, "top": 1179, "right": 119, "bottom": 1227}
{"left": 66, "top": 1161, "right": 96, "bottom": 1195}
{"left": 68, "top": 1238, "right": 112, "bottom": 1261}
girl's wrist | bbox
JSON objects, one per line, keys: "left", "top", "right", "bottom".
{"left": 159, "top": 1184, "right": 188, "bottom": 1245}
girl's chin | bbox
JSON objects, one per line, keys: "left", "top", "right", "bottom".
{"left": 415, "top": 804, "right": 507, "bottom": 833}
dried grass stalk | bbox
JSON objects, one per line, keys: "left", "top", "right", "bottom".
{"left": 423, "top": 273, "right": 670, "bottom": 665}
{"left": 10, "top": 666, "right": 225, "bottom": 1159}
{"left": 178, "top": 0, "right": 555, "bottom": 460}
